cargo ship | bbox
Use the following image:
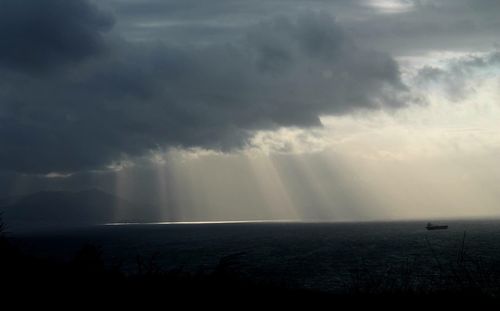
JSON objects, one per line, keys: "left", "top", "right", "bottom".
{"left": 426, "top": 222, "right": 448, "bottom": 230}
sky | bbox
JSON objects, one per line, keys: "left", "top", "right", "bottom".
{"left": 1, "top": 0, "right": 500, "bottom": 222}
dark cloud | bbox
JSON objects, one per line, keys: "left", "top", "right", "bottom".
{"left": 99, "top": 0, "right": 372, "bottom": 44}
{"left": 0, "top": 2, "right": 408, "bottom": 174}
{"left": 0, "top": 0, "right": 113, "bottom": 73}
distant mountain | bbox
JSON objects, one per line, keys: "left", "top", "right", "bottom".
{"left": 0, "top": 189, "right": 159, "bottom": 231}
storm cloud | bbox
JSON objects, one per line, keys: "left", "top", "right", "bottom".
{"left": 1, "top": 0, "right": 500, "bottom": 224}
{"left": 0, "top": 0, "right": 408, "bottom": 174}
{"left": 0, "top": 0, "right": 113, "bottom": 72}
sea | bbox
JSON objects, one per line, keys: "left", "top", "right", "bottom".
{"left": 9, "top": 219, "right": 500, "bottom": 293}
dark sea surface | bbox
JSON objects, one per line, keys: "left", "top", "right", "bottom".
{"left": 10, "top": 219, "right": 500, "bottom": 292}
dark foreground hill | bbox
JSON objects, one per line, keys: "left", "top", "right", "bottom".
{"left": 0, "top": 189, "right": 158, "bottom": 231}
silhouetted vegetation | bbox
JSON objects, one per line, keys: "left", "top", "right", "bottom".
{"left": 1, "top": 218, "right": 499, "bottom": 307}
{"left": 343, "top": 231, "right": 500, "bottom": 299}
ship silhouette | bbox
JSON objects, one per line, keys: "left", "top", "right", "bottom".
{"left": 426, "top": 222, "right": 448, "bottom": 230}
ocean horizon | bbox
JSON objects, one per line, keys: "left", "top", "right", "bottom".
{"left": 10, "top": 218, "right": 500, "bottom": 293}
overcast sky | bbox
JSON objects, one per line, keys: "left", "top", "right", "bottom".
{"left": 1, "top": 0, "right": 500, "bottom": 222}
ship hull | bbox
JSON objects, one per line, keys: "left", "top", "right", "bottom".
{"left": 426, "top": 226, "right": 448, "bottom": 230}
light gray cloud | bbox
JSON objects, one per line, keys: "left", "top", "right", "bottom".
{"left": 346, "top": 0, "right": 500, "bottom": 55}
{"left": 414, "top": 51, "right": 500, "bottom": 99}
{"left": 98, "top": 0, "right": 500, "bottom": 55}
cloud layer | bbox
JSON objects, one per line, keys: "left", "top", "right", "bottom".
{"left": 0, "top": 0, "right": 113, "bottom": 72}
{"left": 0, "top": 0, "right": 409, "bottom": 174}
